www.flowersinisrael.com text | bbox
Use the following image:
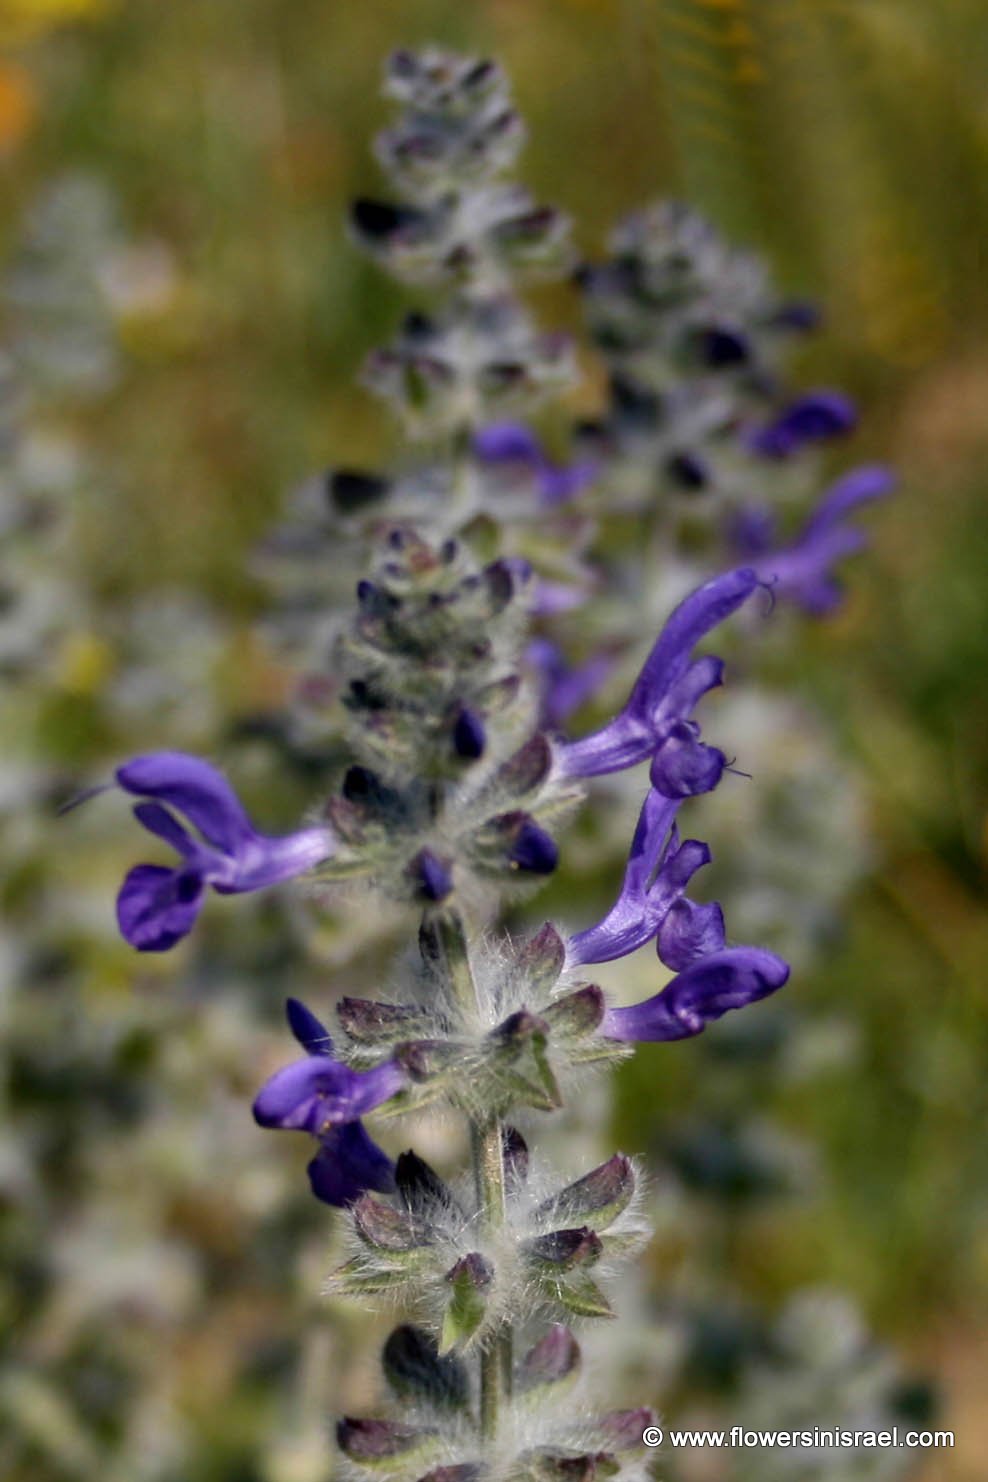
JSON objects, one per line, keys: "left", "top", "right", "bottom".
{"left": 642, "top": 1425, "right": 954, "bottom": 1450}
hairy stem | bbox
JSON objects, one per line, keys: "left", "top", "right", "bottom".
{"left": 473, "top": 1113, "right": 508, "bottom": 1438}
{"left": 425, "top": 906, "right": 511, "bottom": 1438}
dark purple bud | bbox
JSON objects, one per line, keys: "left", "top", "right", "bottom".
{"left": 611, "top": 373, "right": 662, "bottom": 430}
{"left": 329, "top": 469, "right": 390, "bottom": 514}
{"left": 750, "top": 390, "right": 856, "bottom": 458}
{"left": 412, "top": 849, "right": 453, "bottom": 903}
{"left": 771, "top": 299, "right": 821, "bottom": 332}
{"left": 666, "top": 451, "right": 711, "bottom": 491}
{"left": 453, "top": 707, "right": 486, "bottom": 760}
{"left": 395, "top": 1150, "right": 460, "bottom": 1219}
{"left": 382, "top": 1325, "right": 470, "bottom": 1411}
{"left": 351, "top": 197, "right": 426, "bottom": 244}
{"left": 509, "top": 816, "right": 558, "bottom": 875}
{"left": 342, "top": 765, "right": 377, "bottom": 802}
{"left": 526, "top": 1227, "right": 603, "bottom": 1270}
{"left": 694, "top": 323, "right": 751, "bottom": 367}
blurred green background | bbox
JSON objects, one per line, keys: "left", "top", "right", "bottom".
{"left": 2, "top": 2, "right": 988, "bottom": 1480}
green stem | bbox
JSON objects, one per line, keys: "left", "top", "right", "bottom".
{"left": 424, "top": 907, "right": 510, "bottom": 1440}
{"left": 473, "top": 1114, "right": 507, "bottom": 1439}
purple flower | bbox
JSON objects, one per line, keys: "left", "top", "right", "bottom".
{"left": 474, "top": 422, "right": 596, "bottom": 506}
{"left": 566, "top": 790, "right": 712, "bottom": 966}
{"left": 601, "top": 948, "right": 790, "bottom": 1042}
{"left": 747, "top": 464, "right": 894, "bottom": 614}
{"left": 526, "top": 638, "right": 616, "bottom": 729}
{"left": 749, "top": 390, "right": 856, "bottom": 459}
{"left": 113, "top": 752, "right": 333, "bottom": 952}
{"left": 254, "top": 999, "right": 402, "bottom": 1206}
{"left": 555, "top": 567, "right": 758, "bottom": 782}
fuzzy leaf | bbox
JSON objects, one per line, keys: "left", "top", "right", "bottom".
{"left": 514, "top": 922, "right": 566, "bottom": 996}
{"left": 518, "top": 1450, "right": 617, "bottom": 1482}
{"left": 486, "top": 1011, "right": 561, "bottom": 1111}
{"left": 395, "top": 1038, "right": 471, "bottom": 1083}
{"left": 535, "top": 1155, "right": 635, "bottom": 1233}
{"left": 383, "top": 1325, "right": 471, "bottom": 1412}
{"left": 352, "top": 1194, "right": 427, "bottom": 1253}
{"left": 416, "top": 1467, "right": 485, "bottom": 1482}
{"left": 441, "top": 1253, "right": 493, "bottom": 1352}
{"left": 554, "top": 1274, "right": 614, "bottom": 1321}
{"left": 332, "top": 1257, "right": 421, "bottom": 1295}
{"left": 472, "top": 735, "right": 553, "bottom": 814}
{"left": 593, "top": 1410, "right": 656, "bottom": 1452}
{"left": 339, "top": 998, "right": 442, "bottom": 1044}
{"left": 337, "top": 1418, "right": 435, "bottom": 1465}
{"left": 525, "top": 1227, "right": 602, "bottom": 1272}
{"left": 418, "top": 908, "right": 470, "bottom": 982}
{"left": 542, "top": 985, "right": 604, "bottom": 1040}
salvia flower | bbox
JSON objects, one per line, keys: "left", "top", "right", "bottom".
{"left": 474, "top": 421, "right": 596, "bottom": 506}
{"left": 555, "top": 567, "right": 758, "bottom": 783}
{"left": 566, "top": 790, "right": 710, "bottom": 966}
{"left": 744, "top": 464, "right": 895, "bottom": 614}
{"left": 253, "top": 999, "right": 402, "bottom": 1206}
{"left": 601, "top": 947, "right": 790, "bottom": 1043}
{"left": 113, "top": 751, "right": 333, "bottom": 951}
{"left": 526, "top": 638, "right": 616, "bottom": 729}
{"left": 748, "top": 390, "right": 856, "bottom": 460}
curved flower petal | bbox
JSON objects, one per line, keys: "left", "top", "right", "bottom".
{"left": 117, "top": 752, "right": 254, "bottom": 853}
{"left": 286, "top": 997, "right": 334, "bottom": 1057}
{"left": 657, "top": 897, "right": 726, "bottom": 970}
{"left": 567, "top": 791, "right": 712, "bottom": 966}
{"left": 750, "top": 464, "right": 894, "bottom": 615}
{"left": 116, "top": 863, "right": 204, "bottom": 952}
{"left": 308, "top": 1123, "right": 396, "bottom": 1207}
{"left": 602, "top": 947, "right": 790, "bottom": 1042}
{"left": 556, "top": 569, "right": 756, "bottom": 779}
{"left": 801, "top": 463, "right": 895, "bottom": 538}
{"left": 132, "top": 801, "right": 197, "bottom": 856}
{"left": 630, "top": 568, "right": 757, "bottom": 714}
{"left": 749, "top": 391, "right": 856, "bottom": 459}
{"left": 649, "top": 721, "right": 726, "bottom": 799}
{"left": 253, "top": 1055, "right": 404, "bottom": 1132}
